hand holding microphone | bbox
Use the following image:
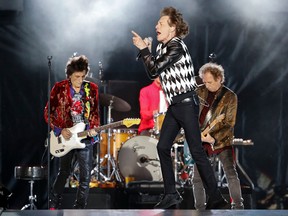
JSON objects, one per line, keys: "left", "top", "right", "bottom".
{"left": 143, "top": 37, "right": 153, "bottom": 52}
{"left": 132, "top": 30, "right": 153, "bottom": 60}
{"left": 132, "top": 30, "right": 147, "bottom": 49}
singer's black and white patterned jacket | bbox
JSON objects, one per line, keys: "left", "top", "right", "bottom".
{"left": 139, "top": 37, "right": 197, "bottom": 104}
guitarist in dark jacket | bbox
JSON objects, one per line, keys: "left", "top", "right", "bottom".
{"left": 44, "top": 55, "right": 100, "bottom": 209}
{"left": 192, "top": 62, "right": 244, "bottom": 210}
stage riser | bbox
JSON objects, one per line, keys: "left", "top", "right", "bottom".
{"left": 61, "top": 187, "right": 252, "bottom": 209}
{"left": 62, "top": 193, "right": 113, "bottom": 209}
{"left": 61, "top": 188, "right": 127, "bottom": 209}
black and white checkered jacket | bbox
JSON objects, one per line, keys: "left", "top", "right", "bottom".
{"left": 140, "top": 37, "right": 197, "bottom": 104}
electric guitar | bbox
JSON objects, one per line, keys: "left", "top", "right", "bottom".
{"left": 50, "top": 118, "right": 140, "bottom": 157}
{"left": 201, "top": 113, "right": 225, "bottom": 150}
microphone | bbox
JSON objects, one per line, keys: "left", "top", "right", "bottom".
{"left": 209, "top": 52, "right": 217, "bottom": 63}
{"left": 139, "top": 156, "right": 160, "bottom": 164}
{"left": 72, "top": 52, "right": 78, "bottom": 57}
{"left": 139, "top": 156, "right": 149, "bottom": 163}
{"left": 136, "top": 37, "right": 153, "bottom": 61}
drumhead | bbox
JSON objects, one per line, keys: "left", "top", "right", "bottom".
{"left": 118, "top": 136, "right": 162, "bottom": 181}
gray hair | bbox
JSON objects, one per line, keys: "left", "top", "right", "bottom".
{"left": 198, "top": 62, "right": 225, "bottom": 84}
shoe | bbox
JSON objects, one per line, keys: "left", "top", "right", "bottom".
{"left": 49, "top": 199, "right": 58, "bottom": 209}
{"left": 206, "top": 196, "right": 229, "bottom": 209}
{"left": 231, "top": 203, "right": 244, "bottom": 209}
{"left": 73, "top": 203, "right": 85, "bottom": 209}
{"left": 154, "top": 192, "right": 183, "bottom": 209}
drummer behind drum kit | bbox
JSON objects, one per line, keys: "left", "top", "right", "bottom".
{"left": 88, "top": 98, "right": 188, "bottom": 188}
{"left": 89, "top": 93, "right": 171, "bottom": 187}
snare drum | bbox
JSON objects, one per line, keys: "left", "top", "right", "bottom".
{"left": 118, "top": 136, "right": 162, "bottom": 181}
{"left": 153, "top": 112, "right": 166, "bottom": 135}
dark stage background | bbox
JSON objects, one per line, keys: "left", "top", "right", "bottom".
{"left": 1, "top": 0, "right": 288, "bottom": 210}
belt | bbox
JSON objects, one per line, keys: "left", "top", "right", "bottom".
{"left": 180, "top": 97, "right": 193, "bottom": 103}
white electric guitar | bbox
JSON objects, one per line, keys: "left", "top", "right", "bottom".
{"left": 50, "top": 118, "right": 140, "bottom": 157}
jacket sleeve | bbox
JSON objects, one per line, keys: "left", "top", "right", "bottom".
{"left": 140, "top": 40, "right": 184, "bottom": 79}
{"left": 44, "top": 83, "right": 63, "bottom": 135}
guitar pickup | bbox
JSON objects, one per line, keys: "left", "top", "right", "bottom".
{"left": 57, "top": 136, "right": 62, "bottom": 144}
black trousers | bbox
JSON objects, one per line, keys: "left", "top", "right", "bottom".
{"left": 51, "top": 143, "right": 93, "bottom": 207}
{"left": 157, "top": 91, "right": 221, "bottom": 199}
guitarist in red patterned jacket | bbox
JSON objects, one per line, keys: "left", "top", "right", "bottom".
{"left": 44, "top": 55, "right": 100, "bottom": 209}
{"left": 192, "top": 62, "right": 244, "bottom": 210}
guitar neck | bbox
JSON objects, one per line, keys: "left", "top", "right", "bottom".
{"left": 202, "top": 121, "right": 216, "bottom": 136}
{"left": 77, "top": 120, "right": 123, "bottom": 137}
{"left": 201, "top": 114, "right": 225, "bottom": 136}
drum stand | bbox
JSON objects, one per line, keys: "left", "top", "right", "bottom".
{"left": 91, "top": 159, "right": 109, "bottom": 182}
{"left": 172, "top": 141, "right": 194, "bottom": 186}
{"left": 14, "top": 166, "right": 45, "bottom": 210}
{"left": 104, "top": 99, "right": 122, "bottom": 182}
{"left": 213, "top": 156, "right": 227, "bottom": 187}
{"left": 21, "top": 180, "right": 37, "bottom": 210}
{"left": 172, "top": 143, "right": 184, "bottom": 183}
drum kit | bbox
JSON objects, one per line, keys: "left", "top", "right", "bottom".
{"left": 68, "top": 101, "right": 188, "bottom": 188}
{"left": 69, "top": 76, "right": 190, "bottom": 188}
{"left": 89, "top": 93, "right": 167, "bottom": 187}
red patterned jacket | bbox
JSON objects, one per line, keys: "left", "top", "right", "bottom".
{"left": 44, "top": 80, "right": 100, "bottom": 135}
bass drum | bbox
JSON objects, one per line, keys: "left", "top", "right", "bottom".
{"left": 118, "top": 136, "right": 162, "bottom": 181}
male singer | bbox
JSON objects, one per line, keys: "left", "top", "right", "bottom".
{"left": 132, "top": 6, "right": 228, "bottom": 209}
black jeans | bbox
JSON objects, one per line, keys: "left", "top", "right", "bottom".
{"left": 51, "top": 143, "right": 93, "bottom": 208}
{"left": 157, "top": 91, "right": 221, "bottom": 200}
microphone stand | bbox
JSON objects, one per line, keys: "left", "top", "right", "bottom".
{"left": 46, "top": 56, "right": 52, "bottom": 209}
{"left": 99, "top": 61, "right": 107, "bottom": 123}
{"left": 98, "top": 61, "right": 107, "bottom": 182}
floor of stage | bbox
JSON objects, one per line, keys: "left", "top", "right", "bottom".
{"left": 2, "top": 209, "right": 288, "bottom": 216}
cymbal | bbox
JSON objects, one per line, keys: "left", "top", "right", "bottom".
{"left": 99, "top": 93, "right": 131, "bottom": 112}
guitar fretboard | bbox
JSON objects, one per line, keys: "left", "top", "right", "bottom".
{"left": 77, "top": 120, "right": 123, "bottom": 137}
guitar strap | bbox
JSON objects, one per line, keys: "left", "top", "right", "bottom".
{"left": 202, "top": 86, "right": 228, "bottom": 130}
{"left": 83, "top": 82, "right": 91, "bottom": 124}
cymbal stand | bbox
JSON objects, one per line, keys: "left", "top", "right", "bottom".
{"left": 172, "top": 143, "right": 183, "bottom": 183}
{"left": 91, "top": 160, "right": 109, "bottom": 182}
{"left": 105, "top": 99, "right": 122, "bottom": 182}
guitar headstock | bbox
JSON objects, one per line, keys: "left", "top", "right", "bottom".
{"left": 123, "top": 118, "right": 141, "bottom": 128}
